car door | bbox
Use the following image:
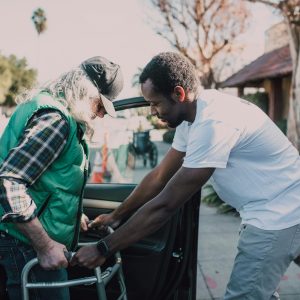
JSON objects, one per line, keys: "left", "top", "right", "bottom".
{"left": 68, "top": 97, "right": 201, "bottom": 300}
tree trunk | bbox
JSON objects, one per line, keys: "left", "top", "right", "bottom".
{"left": 200, "top": 68, "right": 215, "bottom": 89}
{"left": 287, "top": 22, "right": 300, "bottom": 149}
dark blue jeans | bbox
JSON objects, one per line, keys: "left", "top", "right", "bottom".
{"left": 0, "top": 231, "right": 70, "bottom": 300}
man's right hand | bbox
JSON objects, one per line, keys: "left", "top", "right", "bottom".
{"left": 16, "top": 217, "right": 69, "bottom": 270}
{"left": 36, "top": 240, "right": 69, "bottom": 270}
{"left": 88, "top": 213, "right": 120, "bottom": 230}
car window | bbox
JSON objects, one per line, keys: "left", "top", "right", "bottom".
{"left": 87, "top": 106, "right": 170, "bottom": 184}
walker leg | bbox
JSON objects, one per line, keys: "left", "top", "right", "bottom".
{"left": 94, "top": 266, "right": 107, "bottom": 300}
{"left": 116, "top": 264, "right": 127, "bottom": 300}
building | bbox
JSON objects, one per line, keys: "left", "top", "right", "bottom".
{"left": 220, "top": 22, "right": 292, "bottom": 123}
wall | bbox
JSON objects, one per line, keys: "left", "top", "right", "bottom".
{"left": 264, "top": 22, "right": 289, "bottom": 53}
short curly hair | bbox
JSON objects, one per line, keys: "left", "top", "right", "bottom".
{"left": 139, "top": 52, "right": 199, "bottom": 95}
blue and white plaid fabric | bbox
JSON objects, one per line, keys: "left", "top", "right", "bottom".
{"left": 0, "top": 109, "right": 69, "bottom": 222}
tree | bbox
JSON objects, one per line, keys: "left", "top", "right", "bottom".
{"left": 247, "top": 0, "right": 300, "bottom": 149}
{"left": 147, "top": 0, "right": 250, "bottom": 88}
{"left": 131, "top": 67, "right": 143, "bottom": 91}
{"left": 0, "top": 58, "right": 12, "bottom": 104}
{"left": 31, "top": 8, "right": 47, "bottom": 35}
{"left": 31, "top": 7, "right": 47, "bottom": 69}
{"left": 0, "top": 54, "right": 37, "bottom": 107}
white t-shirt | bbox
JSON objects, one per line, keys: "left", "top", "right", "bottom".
{"left": 172, "top": 89, "right": 300, "bottom": 230}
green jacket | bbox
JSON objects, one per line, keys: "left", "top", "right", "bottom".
{"left": 0, "top": 92, "right": 88, "bottom": 250}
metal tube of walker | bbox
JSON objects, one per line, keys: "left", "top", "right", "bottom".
{"left": 21, "top": 226, "right": 127, "bottom": 300}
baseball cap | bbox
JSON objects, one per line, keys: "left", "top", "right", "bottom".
{"left": 81, "top": 56, "right": 124, "bottom": 117}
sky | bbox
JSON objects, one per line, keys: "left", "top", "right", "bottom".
{"left": 0, "top": 0, "right": 282, "bottom": 99}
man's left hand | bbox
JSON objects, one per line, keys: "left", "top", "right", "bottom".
{"left": 70, "top": 245, "right": 106, "bottom": 269}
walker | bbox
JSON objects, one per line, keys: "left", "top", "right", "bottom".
{"left": 21, "top": 227, "right": 127, "bottom": 300}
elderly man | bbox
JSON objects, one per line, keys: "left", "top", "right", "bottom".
{"left": 0, "top": 56, "right": 123, "bottom": 300}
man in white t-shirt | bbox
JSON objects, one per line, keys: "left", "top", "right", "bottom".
{"left": 72, "top": 52, "right": 300, "bottom": 300}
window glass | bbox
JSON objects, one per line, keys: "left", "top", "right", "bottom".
{"left": 87, "top": 107, "right": 170, "bottom": 184}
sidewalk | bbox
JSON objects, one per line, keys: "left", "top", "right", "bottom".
{"left": 197, "top": 204, "right": 300, "bottom": 300}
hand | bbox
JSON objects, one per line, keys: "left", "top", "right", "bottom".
{"left": 36, "top": 240, "right": 69, "bottom": 270}
{"left": 70, "top": 245, "right": 106, "bottom": 269}
{"left": 80, "top": 213, "right": 90, "bottom": 232}
{"left": 88, "top": 213, "right": 120, "bottom": 230}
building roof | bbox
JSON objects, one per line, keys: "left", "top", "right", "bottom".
{"left": 220, "top": 45, "right": 292, "bottom": 88}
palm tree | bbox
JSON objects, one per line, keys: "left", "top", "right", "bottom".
{"left": 31, "top": 8, "right": 47, "bottom": 35}
{"left": 31, "top": 8, "right": 47, "bottom": 70}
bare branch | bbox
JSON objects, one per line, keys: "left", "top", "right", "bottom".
{"left": 246, "top": 0, "right": 279, "bottom": 9}
{"left": 148, "top": 0, "right": 250, "bottom": 87}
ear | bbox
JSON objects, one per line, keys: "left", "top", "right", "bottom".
{"left": 173, "top": 86, "right": 186, "bottom": 102}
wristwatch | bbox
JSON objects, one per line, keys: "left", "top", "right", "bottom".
{"left": 96, "top": 239, "right": 110, "bottom": 258}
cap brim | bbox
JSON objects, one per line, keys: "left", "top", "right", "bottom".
{"left": 100, "top": 94, "right": 117, "bottom": 118}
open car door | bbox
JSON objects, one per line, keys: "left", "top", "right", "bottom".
{"left": 68, "top": 97, "right": 201, "bottom": 300}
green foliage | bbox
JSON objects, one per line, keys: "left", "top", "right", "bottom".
{"left": 242, "top": 92, "right": 287, "bottom": 135}
{"left": 147, "top": 115, "right": 168, "bottom": 130}
{"left": 201, "top": 184, "right": 223, "bottom": 206}
{"left": 162, "top": 129, "right": 175, "bottom": 143}
{"left": 0, "top": 59, "right": 12, "bottom": 102}
{"left": 242, "top": 92, "right": 269, "bottom": 113}
{"left": 201, "top": 184, "right": 237, "bottom": 214}
{"left": 275, "top": 119, "right": 287, "bottom": 135}
{"left": 0, "top": 54, "right": 37, "bottom": 107}
{"left": 217, "top": 203, "right": 237, "bottom": 215}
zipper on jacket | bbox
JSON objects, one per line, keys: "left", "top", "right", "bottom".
{"left": 70, "top": 140, "right": 89, "bottom": 250}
